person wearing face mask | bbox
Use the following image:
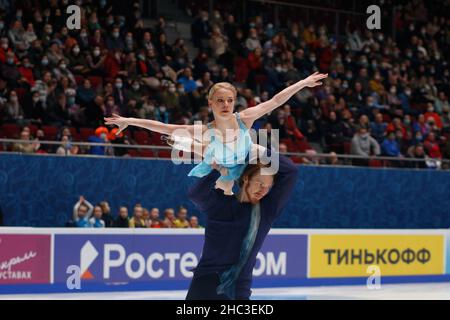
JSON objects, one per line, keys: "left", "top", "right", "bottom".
{"left": 68, "top": 45, "right": 88, "bottom": 75}
{"left": 112, "top": 77, "right": 128, "bottom": 111}
{"left": 424, "top": 104, "right": 443, "bottom": 130}
{"left": 53, "top": 59, "right": 76, "bottom": 85}
{"left": 106, "top": 27, "right": 125, "bottom": 51}
{"left": 88, "top": 126, "right": 109, "bottom": 155}
{"left": 56, "top": 135, "right": 74, "bottom": 156}
{"left": 0, "top": 51, "right": 22, "bottom": 86}
{"left": 127, "top": 80, "right": 143, "bottom": 101}
{"left": 18, "top": 57, "right": 35, "bottom": 87}
{"left": 351, "top": 126, "right": 381, "bottom": 166}
{"left": 87, "top": 46, "right": 106, "bottom": 77}
{"left": 6, "top": 90, "right": 24, "bottom": 122}
{"left": 156, "top": 105, "right": 169, "bottom": 124}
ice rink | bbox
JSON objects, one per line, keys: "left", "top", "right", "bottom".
{"left": 1, "top": 283, "right": 450, "bottom": 300}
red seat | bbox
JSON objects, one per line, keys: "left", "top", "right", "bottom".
{"left": 369, "top": 159, "right": 383, "bottom": 167}
{"left": 28, "top": 124, "right": 38, "bottom": 137}
{"left": 139, "top": 149, "right": 154, "bottom": 157}
{"left": 80, "top": 127, "right": 95, "bottom": 140}
{"left": 69, "top": 127, "right": 81, "bottom": 141}
{"left": 128, "top": 149, "right": 140, "bottom": 157}
{"left": 42, "top": 126, "right": 58, "bottom": 140}
{"left": 343, "top": 141, "right": 352, "bottom": 154}
{"left": 157, "top": 150, "right": 171, "bottom": 158}
{"left": 2, "top": 123, "right": 21, "bottom": 138}
{"left": 150, "top": 132, "right": 165, "bottom": 146}
{"left": 382, "top": 114, "right": 391, "bottom": 123}
{"left": 291, "top": 156, "right": 303, "bottom": 164}
{"left": 74, "top": 75, "right": 84, "bottom": 86}
{"left": 88, "top": 76, "right": 103, "bottom": 89}
{"left": 13, "top": 87, "right": 26, "bottom": 103}
{"left": 133, "top": 130, "right": 150, "bottom": 145}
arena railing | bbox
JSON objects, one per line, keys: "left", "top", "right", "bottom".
{"left": 1, "top": 138, "right": 449, "bottom": 170}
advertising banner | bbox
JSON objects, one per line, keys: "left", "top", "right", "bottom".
{"left": 309, "top": 234, "right": 444, "bottom": 278}
{"left": 0, "top": 234, "right": 51, "bottom": 285}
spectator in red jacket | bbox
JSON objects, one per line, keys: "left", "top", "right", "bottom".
{"left": 424, "top": 131, "right": 442, "bottom": 159}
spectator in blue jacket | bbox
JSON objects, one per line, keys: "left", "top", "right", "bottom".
{"left": 89, "top": 205, "right": 106, "bottom": 228}
{"left": 72, "top": 195, "right": 94, "bottom": 228}
{"left": 381, "top": 131, "right": 402, "bottom": 157}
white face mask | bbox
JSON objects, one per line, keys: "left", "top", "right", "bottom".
{"left": 159, "top": 106, "right": 166, "bottom": 113}
{"left": 93, "top": 50, "right": 100, "bottom": 56}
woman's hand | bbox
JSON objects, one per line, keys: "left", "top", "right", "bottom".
{"left": 211, "top": 161, "right": 228, "bottom": 176}
{"left": 104, "top": 113, "right": 129, "bottom": 135}
{"left": 301, "top": 71, "right": 328, "bottom": 88}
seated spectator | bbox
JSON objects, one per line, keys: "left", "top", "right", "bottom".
{"left": 163, "top": 208, "right": 176, "bottom": 228}
{"left": 72, "top": 196, "right": 94, "bottom": 228}
{"left": 56, "top": 135, "right": 76, "bottom": 155}
{"left": 177, "top": 67, "right": 197, "bottom": 93}
{"left": 114, "top": 206, "right": 130, "bottom": 228}
{"left": 88, "top": 126, "right": 109, "bottom": 155}
{"left": 12, "top": 130, "right": 37, "bottom": 153}
{"left": 381, "top": 131, "right": 402, "bottom": 157}
{"left": 189, "top": 216, "right": 203, "bottom": 229}
{"left": 100, "top": 201, "right": 114, "bottom": 228}
{"left": 351, "top": 126, "right": 381, "bottom": 166}
{"left": 149, "top": 208, "right": 165, "bottom": 228}
{"left": 424, "top": 132, "right": 442, "bottom": 159}
{"left": 173, "top": 206, "right": 190, "bottom": 228}
{"left": 89, "top": 205, "right": 105, "bottom": 228}
{"left": 406, "top": 144, "right": 428, "bottom": 169}
{"left": 370, "top": 113, "right": 387, "bottom": 143}
{"left": 129, "top": 204, "right": 146, "bottom": 228}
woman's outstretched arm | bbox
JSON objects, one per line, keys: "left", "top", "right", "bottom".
{"left": 239, "top": 72, "right": 328, "bottom": 127}
{"left": 104, "top": 113, "right": 205, "bottom": 138}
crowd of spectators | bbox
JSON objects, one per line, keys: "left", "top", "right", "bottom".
{"left": 0, "top": 0, "right": 449, "bottom": 169}
{"left": 68, "top": 195, "right": 202, "bottom": 228}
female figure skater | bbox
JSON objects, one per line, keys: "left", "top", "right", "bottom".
{"left": 104, "top": 72, "right": 326, "bottom": 193}
{"left": 185, "top": 149, "right": 298, "bottom": 300}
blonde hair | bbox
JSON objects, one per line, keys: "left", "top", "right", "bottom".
{"left": 207, "top": 82, "right": 237, "bottom": 100}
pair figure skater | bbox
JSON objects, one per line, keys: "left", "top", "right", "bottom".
{"left": 105, "top": 72, "right": 327, "bottom": 299}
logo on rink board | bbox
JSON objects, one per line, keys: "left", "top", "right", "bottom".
{"left": 309, "top": 235, "right": 444, "bottom": 278}
{"left": 54, "top": 234, "right": 307, "bottom": 285}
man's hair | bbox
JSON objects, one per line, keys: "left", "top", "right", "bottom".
{"left": 238, "top": 161, "right": 275, "bottom": 188}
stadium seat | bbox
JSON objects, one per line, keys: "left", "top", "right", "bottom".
{"left": 42, "top": 126, "right": 58, "bottom": 140}
{"left": 343, "top": 141, "right": 352, "bottom": 154}
{"left": 133, "top": 130, "right": 150, "bottom": 145}
{"left": 127, "top": 149, "right": 139, "bottom": 157}
{"left": 157, "top": 150, "right": 171, "bottom": 158}
{"left": 139, "top": 149, "right": 154, "bottom": 157}
{"left": 2, "top": 124, "right": 21, "bottom": 138}
{"left": 28, "top": 124, "right": 38, "bottom": 136}
{"left": 150, "top": 132, "right": 165, "bottom": 146}
{"left": 13, "top": 87, "right": 27, "bottom": 103}
{"left": 74, "top": 75, "right": 84, "bottom": 86}
{"left": 80, "top": 127, "right": 95, "bottom": 140}
{"left": 69, "top": 127, "right": 81, "bottom": 141}
{"left": 88, "top": 76, "right": 103, "bottom": 89}
{"left": 369, "top": 159, "right": 383, "bottom": 167}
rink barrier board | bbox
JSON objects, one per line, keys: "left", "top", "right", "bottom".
{"left": 1, "top": 228, "right": 450, "bottom": 294}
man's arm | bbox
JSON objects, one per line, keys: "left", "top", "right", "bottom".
{"left": 264, "top": 154, "right": 299, "bottom": 221}
{"left": 187, "top": 170, "right": 222, "bottom": 213}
